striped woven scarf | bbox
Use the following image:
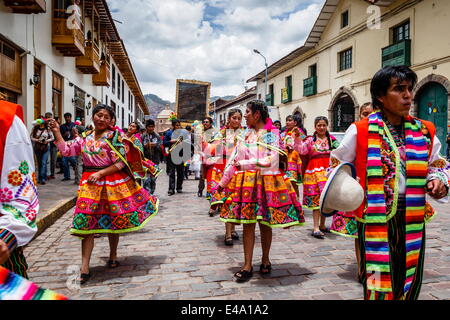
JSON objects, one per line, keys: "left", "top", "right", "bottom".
{"left": 365, "top": 111, "right": 428, "bottom": 300}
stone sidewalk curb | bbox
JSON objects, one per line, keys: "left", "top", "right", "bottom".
{"left": 34, "top": 196, "right": 77, "bottom": 239}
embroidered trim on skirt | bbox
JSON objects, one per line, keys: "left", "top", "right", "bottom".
{"left": 70, "top": 171, "right": 159, "bottom": 235}
{"left": 214, "top": 170, "right": 305, "bottom": 228}
{"left": 330, "top": 212, "right": 358, "bottom": 238}
{"left": 302, "top": 157, "right": 329, "bottom": 209}
{"left": 285, "top": 149, "right": 303, "bottom": 185}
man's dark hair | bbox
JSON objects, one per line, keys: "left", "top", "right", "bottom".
{"left": 64, "top": 112, "right": 72, "bottom": 118}
{"left": 370, "top": 66, "right": 418, "bottom": 110}
{"left": 185, "top": 125, "right": 192, "bottom": 131}
{"left": 172, "top": 120, "right": 180, "bottom": 127}
{"left": 146, "top": 119, "right": 155, "bottom": 127}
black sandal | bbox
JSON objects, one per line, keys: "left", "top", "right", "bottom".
{"left": 260, "top": 263, "right": 272, "bottom": 275}
{"left": 107, "top": 259, "right": 120, "bottom": 268}
{"left": 224, "top": 236, "right": 233, "bottom": 246}
{"left": 234, "top": 268, "right": 253, "bottom": 282}
{"left": 319, "top": 227, "right": 331, "bottom": 233}
{"left": 311, "top": 231, "right": 325, "bottom": 239}
{"left": 231, "top": 231, "right": 239, "bottom": 240}
{"left": 80, "top": 272, "right": 91, "bottom": 285}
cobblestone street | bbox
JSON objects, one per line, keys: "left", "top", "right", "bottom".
{"left": 24, "top": 164, "right": 450, "bottom": 300}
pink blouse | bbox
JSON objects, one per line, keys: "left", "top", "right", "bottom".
{"left": 56, "top": 131, "right": 125, "bottom": 170}
{"left": 219, "top": 129, "right": 284, "bottom": 188}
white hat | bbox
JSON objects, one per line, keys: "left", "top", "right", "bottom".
{"left": 320, "top": 162, "right": 364, "bottom": 217}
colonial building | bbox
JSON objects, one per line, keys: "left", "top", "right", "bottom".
{"left": 247, "top": 0, "right": 450, "bottom": 154}
{"left": 0, "top": 0, "right": 148, "bottom": 129}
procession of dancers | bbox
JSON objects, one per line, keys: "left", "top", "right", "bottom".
{"left": 1, "top": 66, "right": 449, "bottom": 300}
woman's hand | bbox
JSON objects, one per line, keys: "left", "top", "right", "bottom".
{"left": 48, "top": 119, "right": 60, "bottom": 133}
{"left": 0, "top": 240, "right": 10, "bottom": 264}
{"left": 427, "top": 179, "right": 447, "bottom": 199}
{"left": 87, "top": 172, "right": 102, "bottom": 184}
{"left": 233, "top": 159, "right": 241, "bottom": 169}
{"left": 292, "top": 127, "right": 301, "bottom": 139}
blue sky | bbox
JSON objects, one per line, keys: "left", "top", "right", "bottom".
{"left": 106, "top": 0, "right": 325, "bottom": 101}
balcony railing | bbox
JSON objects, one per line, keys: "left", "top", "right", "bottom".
{"left": 76, "top": 41, "right": 100, "bottom": 74}
{"left": 93, "top": 60, "right": 111, "bottom": 86}
{"left": 281, "top": 86, "right": 292, "bottom": 104}
{"left": 382, "top": 39, "right": 411, "bottom": 68}
{"left": 52, "top": 8, "right": 85, "bottom": 56}
{"left": 3, "top": 0, "right": 46, "bottom": 14}
{"left": 303, "top": 76, "right": 317, "bottom": 97}
{"left": 265, "top": 93, "right": 274, "bottom": 106}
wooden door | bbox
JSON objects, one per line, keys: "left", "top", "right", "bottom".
{"left": 333, "top": 95, "right": 355, "bottom": 132}
{"left": 418, "top": 82, "right": 448, "bottom": 156}
{"left": 33, "top": 63, "right": 41, "bottom": 119}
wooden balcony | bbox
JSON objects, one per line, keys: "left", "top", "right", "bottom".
{"left": 52, "top": 14, "right": 85, "bottom": 57}
{"left": 76, "top": 41, "right": 100, "bottom": 74}
{"left": 3, "top": 0, "right": 46, "bottom": 14}
{"left": 92, "top": 60, "right": 111, "bottom": 86}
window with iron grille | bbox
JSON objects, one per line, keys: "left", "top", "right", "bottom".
{"left": 339, "top": 48, "right": 352, "bottom": 71}
{"left": 393, "top": 21, "right": 410, "bottom": 43}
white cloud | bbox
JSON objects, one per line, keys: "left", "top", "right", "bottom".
{"left": 106, "top": 0, "right": 325, "bottom": 102}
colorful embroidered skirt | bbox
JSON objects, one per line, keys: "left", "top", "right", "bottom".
{"left": 302, "top": 157, "right": 329, "bottom": 209}
{"left": 215, "top": 170, "right": 305, "bottom": 228}
{"left": 330, "top": 212, "right": 358, "bottom": 238}
{"left": 0, "top": 266, "right": 68, "bottom": 300}
{"left": 71, "top": 171, "right": 159, "bottom": 235}
{"left": 209, "top": 165, "right": 226, "bottom": 206}
{"left": 285, "top": 149, "right": 302, "bottom": 185}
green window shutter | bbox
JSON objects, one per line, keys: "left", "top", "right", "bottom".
{"left": 303, "top": 76, "right": 317, "bottom": 97}
{"left": 382, "top": 39, "right": 411, "bottom": 67}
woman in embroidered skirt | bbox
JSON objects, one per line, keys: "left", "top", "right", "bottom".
{"left": 49, "top": 105, "right": 159, "bottom": 284}
{"left": 281, "top": 114, "right": 306, "bottom": 197}
{"left": 208, "top": 109, "right": 243, "bottom": 245}
{"left": 213, "top": 100, "right": 304, "bottom": 282}
{"left": 293, "top": 116, "right": 339, "bottom": 239}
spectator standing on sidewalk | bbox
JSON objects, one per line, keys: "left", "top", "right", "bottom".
{"left": 45, "top": 112, "right": 58, "bottom": 180}
{"left": 142, "top": 119, "right": 162, "bottom": 194}
{"left": 30, "top": 118, "right": 54, "bottom": 185}
{"left": 0, "top": 97, "right": 38, "bottom": 279}
{"left": 60, "top": 113, "right": 77, "bottom": 181}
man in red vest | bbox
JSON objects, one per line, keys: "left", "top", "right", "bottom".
{"left": 0, "top": 99, "right": 38, "bottom": 279}
{"left": 327, "top": 66, "right": 449, "bottom": 300}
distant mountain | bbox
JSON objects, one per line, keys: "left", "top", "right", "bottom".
{"left": 144, "top": 94, "right": 174, "bottom": 120}
{"left": 210, "top": 95, "right": 236, "bottom": 103}
{"left": 144, "top": 94, "right": 236, "bottom": 119}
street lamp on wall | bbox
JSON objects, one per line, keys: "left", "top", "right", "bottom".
{"left": 253, "top": 49, "right": 268, "bottom": 101}
{"left": 30, "top": 74, "right": 40, "bottom": 86}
